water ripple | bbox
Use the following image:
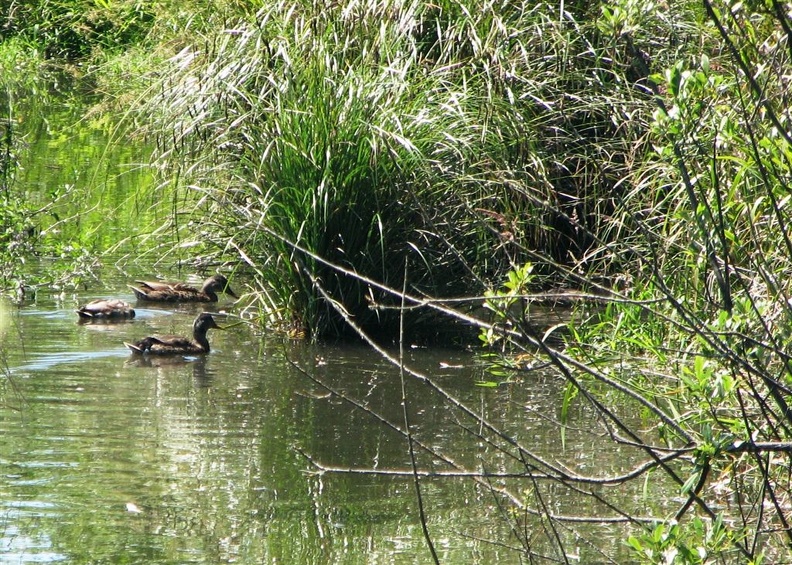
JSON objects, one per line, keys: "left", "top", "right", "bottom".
{"left": 12, "top": 350, "right": 131, "bottom": 373}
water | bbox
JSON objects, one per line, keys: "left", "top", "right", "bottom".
{"left": 0, "top": 293, "right": 496, "bottom": 563}
{"left": 0, "top": 286, "right": 675, "bottom": 564}
{"left": 1, "top": 90, "right": 673, "bottom": 564}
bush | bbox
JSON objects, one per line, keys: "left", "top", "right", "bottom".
{"left": 1, "top": 0, "right": 156, "bottom": 60}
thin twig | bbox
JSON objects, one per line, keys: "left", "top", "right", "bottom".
{"left": 400, "top": 262, "right": 439, "bottom": 564}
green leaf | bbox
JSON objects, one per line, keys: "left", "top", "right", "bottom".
{"left": 474, "top": 380, "right": 499, "bottom": 388}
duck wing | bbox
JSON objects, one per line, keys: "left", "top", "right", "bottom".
{"left": 129, "top": 280, "right": 204, "bottom": 301}
{"left": 125, "top": 336, "right": 166, "bottom": 353}
{"left": 125, "top": 335, "right": 199, "bottom": 354}
{"left": 148, "top": 334, "right": 193, "bottom": 347}
{"left": 134, "top": 280, "right": 199, "bottom": 292}
{"left": 76, "top": 299, "right": 108, "bottom": 318}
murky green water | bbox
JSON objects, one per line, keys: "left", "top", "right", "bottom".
{"left": 0, "top": 285, "right": 670, "bottom": 563}
{"left": 0, "top": 291, "right": 508, "bottom": 563}
{"left": 0, "top": 91, "right": 675, "bottom": 564}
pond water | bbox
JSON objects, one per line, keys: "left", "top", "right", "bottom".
{"left": 2, "top": 288, "right": 503, "bottom": 564}
{"left": 0, "top": 90, "right": 676, "bottom": 564}
{"left": 0, "top": 283, "right": 673, "bottom": 564}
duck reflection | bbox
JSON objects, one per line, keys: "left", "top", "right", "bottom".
{"left": 125, "top": 354, "right": 214, "bottom": 387}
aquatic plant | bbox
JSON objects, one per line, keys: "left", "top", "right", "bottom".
{"left": 138, "top": 0, "right": 655, "bottom": 338}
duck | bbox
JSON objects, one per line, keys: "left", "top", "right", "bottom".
{"left": 76, "top": 299, "right": 136, "bottom": 320}
{"left": 128, "top": 274, "right": 238, "bottom": 303}
{"left": 124, "top": 313, "right": 223, "bottom": 355}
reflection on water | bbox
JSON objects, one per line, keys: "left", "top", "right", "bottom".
{"left": 14, "top": 350, "right": 130, "bottom": 372}
{"left": 1, "top": 523, "right": 66, "bottom": 564}
{"left": 0, "top": 289, "right": 664, "bottom": 564}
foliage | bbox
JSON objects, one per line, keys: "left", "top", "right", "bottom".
{"left": 0, "top": 87, "right": 37, "bottom": 288}
{"left": 0, "top": 117, "right": 102, "bottom": 292}
{"left": 479, "top": 262, "right": 534, "bottom": 348}
{"left": 626, "top": 516, "right": 741, "bottom": 565}
{"left": 136, "top": 0, "right": 656, "bottom": 338}
{"left": 0, "top": 68, "right": 148, "bottom": 294}
{"left": 1, "top": 0, "right": 156, "bottom": 60}
{"left": 0, "top": 37, "right": 49, "bottom": 95}
{"left": 540, "top": 0, "right": 792, "bottom": 560}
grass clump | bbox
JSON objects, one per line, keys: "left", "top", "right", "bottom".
{"left": 137, "top": 0, "right": 663, "bottom": 338}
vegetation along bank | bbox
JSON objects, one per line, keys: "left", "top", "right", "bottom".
{"left": 4, "top": 0, "right": 792, "bottom": 561}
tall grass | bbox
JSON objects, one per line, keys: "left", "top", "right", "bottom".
{"left": 138, "top": 0, "right": 660, "bottom": 337}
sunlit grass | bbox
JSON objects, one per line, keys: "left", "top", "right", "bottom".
{"left": 136, "top": 0, "right": 656, "bottom": 337}
{"left": 0, "top": 37, "right": 49, "bottom": 93}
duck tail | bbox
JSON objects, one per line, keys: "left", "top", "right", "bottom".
{"left": 127, "top": 285, "right": 146, "bottom": 299}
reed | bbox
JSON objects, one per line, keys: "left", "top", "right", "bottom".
{"left": 138, "top": 0, "right": 662, "bottom": 337}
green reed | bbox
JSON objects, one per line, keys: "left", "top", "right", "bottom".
{"left": 137, "top": 0, "right": 658, "bottom": 337}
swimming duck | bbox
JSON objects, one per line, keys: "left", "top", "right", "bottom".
{"left": 128, "top": 274, "right": 238, "bottom": 303}
{"left": 124, "top": 313, "right": 223, "bottom": 355}
{"left": 76, "top": 299, "right": 136, "bottom": 320}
